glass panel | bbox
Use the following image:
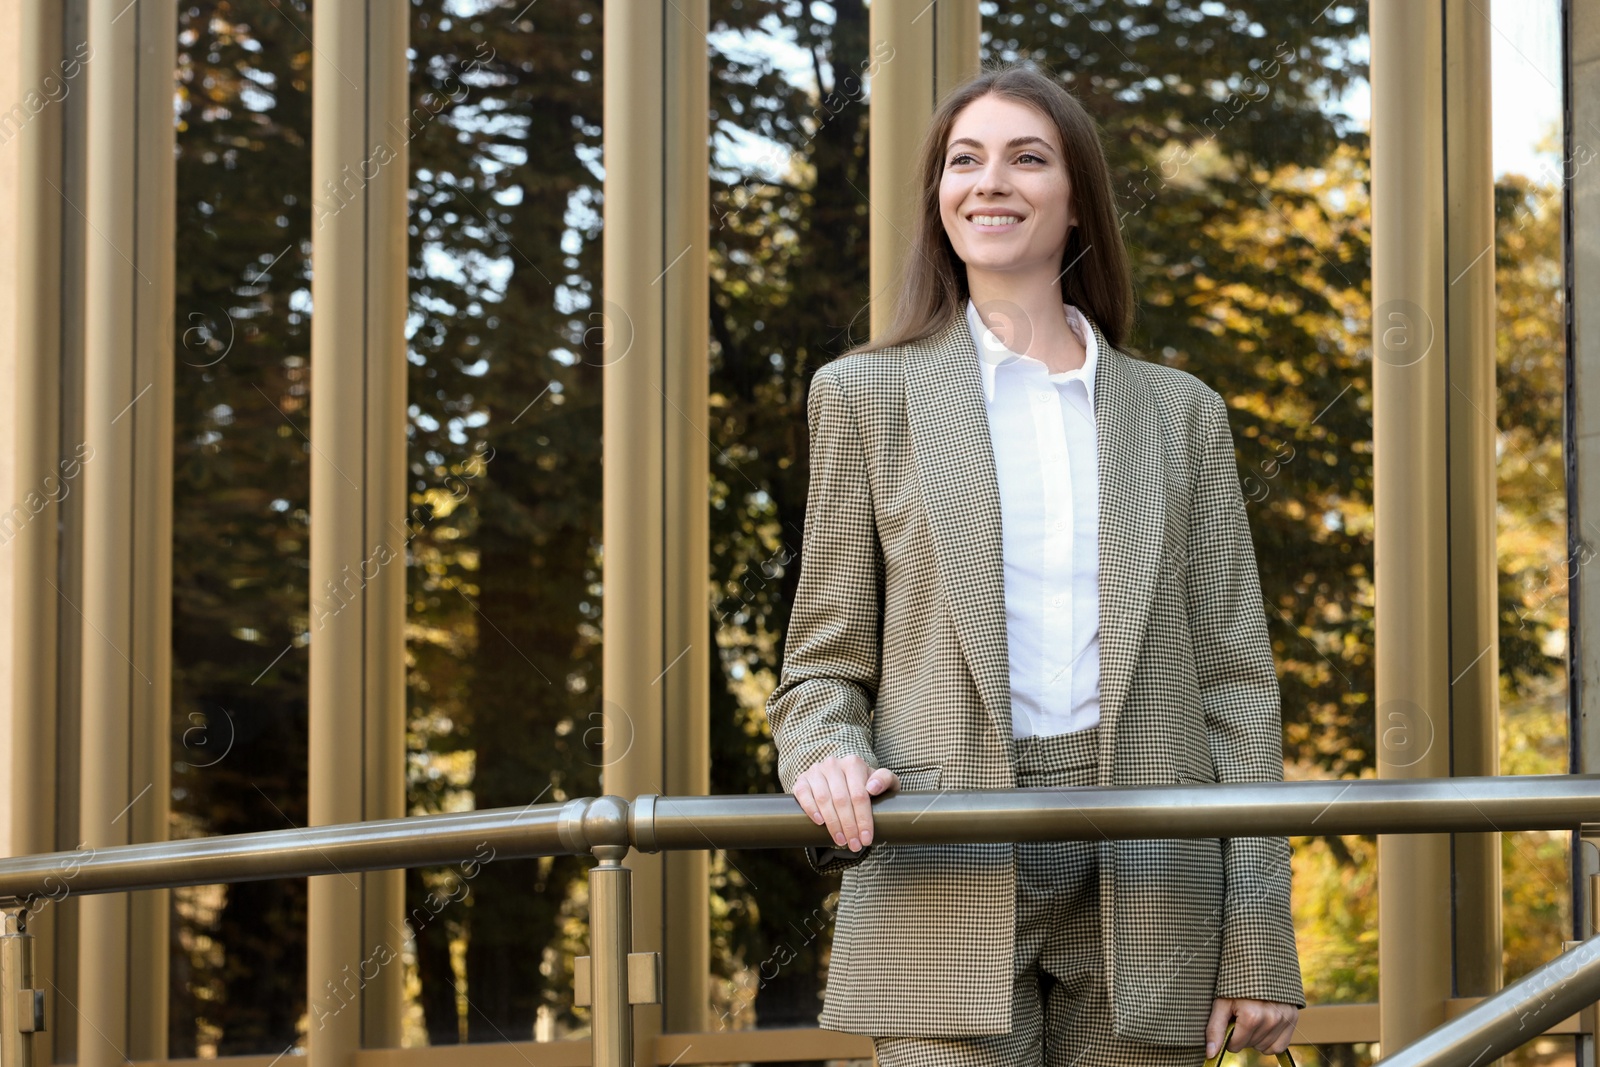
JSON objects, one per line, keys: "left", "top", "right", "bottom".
{"left": 170, "top": 0, "right": 314, "bottom": 1054}
{"left": 708, "top": 4, "right": 878, "bottom": 1033}
{"left": 400, "top": 0, "right": 604, "bottom": 1046}
{"left": 1491, "top": 5, "right": 1571, "bottom": 1065}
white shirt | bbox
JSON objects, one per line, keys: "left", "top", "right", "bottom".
{"left": 966, "top": 298, "right": 1102, "bottom": 739}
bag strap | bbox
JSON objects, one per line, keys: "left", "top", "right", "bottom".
{"left": 1202, "top": 1019, "right": 1297, "bottom": 1067}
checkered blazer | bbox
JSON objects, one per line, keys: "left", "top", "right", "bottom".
{"left": 766, "top": 308, "right": 1305, "bottom": 1044}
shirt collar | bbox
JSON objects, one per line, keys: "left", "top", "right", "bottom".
{"left": 965, "top": 297, "right": 1098, "bottom": 407}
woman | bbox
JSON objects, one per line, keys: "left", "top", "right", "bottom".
{"left": 764, "top": 62, "right": 1304, "bottom": 1065}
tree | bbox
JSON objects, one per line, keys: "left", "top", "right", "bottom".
{"left": 172, "top": 0, "right": 316, "bottom": 1052}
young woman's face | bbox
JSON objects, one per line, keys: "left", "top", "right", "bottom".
{"left": 938, "top": 94, "right": 1076, "bottom": 278}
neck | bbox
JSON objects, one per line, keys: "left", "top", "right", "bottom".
{"left": 966, "top": 277, "right": 1085, "bottom": 374}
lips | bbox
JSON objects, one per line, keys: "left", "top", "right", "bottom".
{"left": 968, "top": 212, "right": 1024, "bottom": 229}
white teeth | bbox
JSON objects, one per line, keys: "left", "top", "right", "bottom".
{"left": 970, "top": 214, "right": 1021, "bottom": 226}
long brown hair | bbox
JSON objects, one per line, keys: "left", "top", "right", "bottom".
{"left": 839, "top": 60, "right": 1135, "bottom": 358}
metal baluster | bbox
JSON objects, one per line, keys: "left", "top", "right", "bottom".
{"left": 589, "top": 843, "right": 633, "bottom": 1067}
{"left": 0, "top": 905, "right": 44, "bottom": 1067}
{"left": 566, "top": 796, "right": 659, "bottom": 1067}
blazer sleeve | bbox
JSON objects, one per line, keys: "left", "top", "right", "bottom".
{"left": 1186, "top": 388, "right": 1306, "bottom": 1008}
{"left": 766, "top": 363, "right": 886, "bottom": 875}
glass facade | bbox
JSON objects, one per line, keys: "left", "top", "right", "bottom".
{"left": 0, "top": 2, "right": 1592, "bottom": 1065}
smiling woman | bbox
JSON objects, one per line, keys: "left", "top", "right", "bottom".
{"left": 939, "top": 97, "right": 1090, "bottom": 376}
{"left": 767, "top": 60, "right": 1304, "bottom": 1066}
{"left": 831, "top": 61, "right": 1136, "bottom": 365}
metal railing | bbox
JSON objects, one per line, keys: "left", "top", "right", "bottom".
{"left": 3, "top": 774, "right": 1600, "bottom": 1066}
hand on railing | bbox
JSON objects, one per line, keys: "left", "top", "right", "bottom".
{"left": 792, "top": 756, "right": 899, "bottom": 853}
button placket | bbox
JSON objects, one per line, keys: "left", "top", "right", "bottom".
{"left": 1037, "top": 378, "right": 1072, "bottom": 712}
{"left": 970, "top": 299, "right": 1103, "bottom": 741}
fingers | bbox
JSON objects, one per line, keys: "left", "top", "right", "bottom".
{"left": 1225, "top": 1002, "right": 1297, "bottom": 1057}
{"left": 843, "top": 763, "right": 882, "bottom": 846}
{"left": 1204, "top": 999, "right": 1233, "bottom": 1060}
{"left": 793, "top": 776, "right": 824, "bottom": 824}
{"left": 794, "top": 765, "right": 846, "bottom": 849}
{"left": 859, "top": 769, "right": 898, "bottom": 846}
{"left": 792, "top": 757, "right": 894, "bottom": 852}
{"left": 1230, "top": 1002, "right": 1269, "bottom": 1053}
{"left": 1262, "top": 1010, "right": 1298, "bottom": 1056}
{"left": 821, "top": 760, "right": 864, "bottom": 849}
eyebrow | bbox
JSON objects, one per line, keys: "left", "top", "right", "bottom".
{"left": 946, "top": 135, "right": 1056, "bottom": 154}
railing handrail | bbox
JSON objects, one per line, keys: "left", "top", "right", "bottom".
{"left": 0, "top": 799, "right": 572, "bottom": 904}
{"left": 2, "top": 771, "right": 1598, "bottom": 903}
{"left": 5, "top": 773, "right": 1599, "bottom": 1067}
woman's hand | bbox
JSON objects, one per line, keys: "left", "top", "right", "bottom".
{"left": 1205, "top": 998, "right": 1298, "bottom": 1058}
{"left": 793, "top": 755, "right": 900, "bottom": 852}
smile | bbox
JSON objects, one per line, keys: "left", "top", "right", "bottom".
{"left": 968, "top": 213, "right": 1023, "bottom": 230}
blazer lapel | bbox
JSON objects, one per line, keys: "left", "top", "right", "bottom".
{"left": 903, "top": 314, "right": 1015, "bottom": 754}
{"left": 902, "top": 310, "right": 1167, "bottom": 780}
{"left": 1084, "top": 315, "right": 1166, "bottom": 784}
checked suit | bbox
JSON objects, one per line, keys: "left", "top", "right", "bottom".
{"left": 765, "top": 307, "right": 1305, "bottom": 1045}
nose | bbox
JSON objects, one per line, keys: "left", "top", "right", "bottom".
{"left": 974, "top": 158, "right": 1011, "bottom": 198}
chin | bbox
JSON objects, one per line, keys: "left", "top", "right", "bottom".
{"left": 961, "top": 253, "right": 1028, "bottom": 271}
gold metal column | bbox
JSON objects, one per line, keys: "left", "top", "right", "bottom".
{"left": 1444, "top": 0, "right": 1502, "bottom": 1009}
{"left": 5, "top": 0, "right": 65, "bottom": 904}
{"left": 1372, "top": 0, "right": 1452, "bottom": 1048}
{"left": 601, "top": 0, "right": 710, "bottom": 1050}
{"left": 1570, "top": 3, "right": 1600, "bottom": 1062}
{"left": 869, "top": 0, "right": 979, "bottom": 335}
{"left": 77, "top": 0, "right": 175, "bottom": 1063}
{"left": 3, "top": 2, "right": 79, "bottom": 1061}
{"left": 307, "top": 2, "right": 408, "bottom": 1061}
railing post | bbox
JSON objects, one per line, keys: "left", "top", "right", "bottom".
{"left": 589, "top": 844, "right": 634, "bottom": 1067}
{"left": 0, "top": 905, "right": 44, "bottom": 1067}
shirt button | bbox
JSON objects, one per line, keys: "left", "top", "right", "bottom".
{"left": 1053, "top": 596, "right": 1063, "bottom": 606}
{"left": 1054, "top": 520, "right": 1066, "bottom": 531}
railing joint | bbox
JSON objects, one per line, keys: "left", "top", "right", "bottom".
{"left": 558, "top": 795, "right": 632, "bottom": 856}
{"left": 632, "top": 793, "right": 659, "bottom": 853}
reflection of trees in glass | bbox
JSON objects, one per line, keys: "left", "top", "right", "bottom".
{"left": 1493, "top": 166, "right": 1571, "bottom": 1063}
{"left": 171, "top": 0, "right": 314, "bottom": 1055}
{"left": 1495, "top": 165, "right": 1569, "bottom": 698}
{"left": 704, "top": 0, "right": 883, "bottom": 1039}
{"left": 168, "top": 0, "right": 613, "bottom": 1045}
{"left": 168, "top": 0, "right": 615, "bottom": 1048}
{"left": 402, "top": 0, "right": 605, "bottom": 1045}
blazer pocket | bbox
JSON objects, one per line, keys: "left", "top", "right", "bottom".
{"left": 805, "top": 842, "right": 870, "bottom": 875}
{"left": 890, "top": 764, "right": 942, "bottom": 792}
